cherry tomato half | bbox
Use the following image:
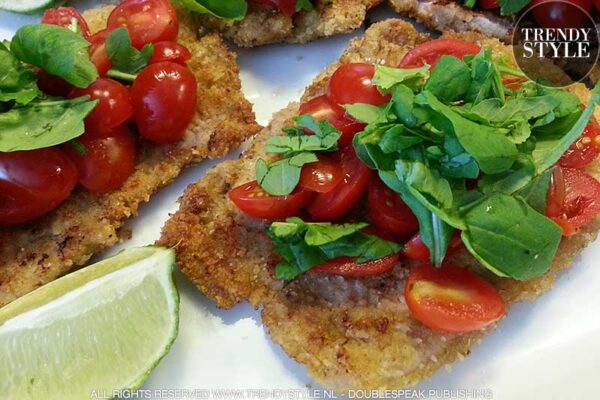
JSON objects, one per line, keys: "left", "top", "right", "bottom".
{"left": 546, "top": 166, "right": 566, "bottom": 219}
{"left": 249, "top": 0, "right": 297, "bottom": 16}
{"left": 310, "top": 254, "right": 400, "bottom": 277}
{"left": 89, "top": 29, "right": 112, "bottom": 77}
{"left": 298, "top": 95, "right": 366, "bottom": 146}
{"left": 64, "top": 125, "right": 137, "bottom": 193}
{"left": 403, "top": 231, "right": 464, "bottom": 262}
{"left": 307, "top": 146, "right": 373, "bottom": 220}
{"left": 41, "top": 7, "right": 91, "bottom": 40}
{"left": 327, "top": 63, "right": 391, "bottom": 107}
{"left": 150, "top": 41, "right": 192, "bottom": 65}
{"left": 547, "top": 167, "right": 600, "bottom": 236}
{"left": 0, "top": 148, "right": 78, "bottom": 225}
{"left": 107, "top": 0, "right": 179, "bottom": 49}
{"left": 405, "top": 263, "right": 506, "bottom": 333}
{"left": 70, "top": 78, "right": 133, "bottom": 137}
{"left": 131, "top": 62, "right": 197, "bottom": 144}
{"left": 229, "top": 181, "right": 314, "bottom": 220}
{"left": 368, "top": 178, "right": 419, "bottom": 235}
{"left": 478, "top": 0, "right": 499, "bottom": 9}
{"left": 399, "top": 38, "right": 481, "bottom": 69}
{"left": 530, "top": 0, "right": 592, "bottom": 29}
{"left": 558, "top": 121, "right": 600, "bottom": 169}
{"left": 298, "top": 156, "right": 344, "bottom": 193}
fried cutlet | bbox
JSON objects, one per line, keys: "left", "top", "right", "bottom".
{"left": 0, "top": 5, "right": 260, "bottom": 307}
{"left": 158, "top": 19, "right": 600, "bottom": 391}
{"left": 196, "top": 0, "right": 383, "bottom": 47}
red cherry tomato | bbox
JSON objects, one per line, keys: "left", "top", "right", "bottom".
{"left": 399, "top": 38, "right": 481, "bottom": 69}
{"left": 595, "top": 0, "right": 600, "bottom": 12}
{"left": 405, "top": 263, "right": 506, "bottom": 333}
{"left": 89, "top": 29, "right": 112, "bottom": 77}
{"left": 309, "top": 254, "right": 400, "bottom": 277}
{"left": 558, "top": 121, "right": 600, "bottom": 169}
{"left": 298, "top": 95, "right": 366, "bottom": 146}
{"left": 478, "top": 0, "right": 499, "bottom": 9}
{"left": 403, "top": 231, "right": 464, "bottom": 262}
{"left": 64, "top": 126, "right": 136, "bottom": 193}
{"left": 107, "top": 0, "right": 179, "bottom": 49}
{"left": 367, "top": 178, "right": 419, "bottom": 235}
{"left": 0, "top": 148, "right": 78, "bottom": 225}
{"left": 37, "top": 69, "right": 73, "bottom": 98}
{"left": 327, "top": 63, "right": 391, "bottom": 107}
{"left": 547, "top": 167, "right": 600, "bottom": 236}
{"left": 130, "top": 62, "right": 197, "bottom": 144}
{"left": 150, "top": 41, "right": 192, "bottom": 65}
{"left": 249, "top": 0, "right": 297, "bottom": 16}
{"left": 530, "top": 0, "right": 592, "bottom": 29}
{"left": 307, "top": 146, "right": 373, "bottom": 220}
{"left": 41, "top": 7, "right": 91, "bottom": 39}
{"left": 70, "top": 78, "right": 133, "bottom": 137}
{"left": 229, "top": 181, "right": 314, "bottom": 220}
{"left": 298, "top": 156, "right": 344, "bottom": 193}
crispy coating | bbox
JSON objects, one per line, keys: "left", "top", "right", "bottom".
{"left": 159, "top": 20, "right": 600, "bottom": 391}
{"left": 197, "top": 0, "right": 383, "bottom": 47}
{"left": 0, "top": 5, "right": 260, "bottom": 307}
{"left": 388, "top": 0, "right": 512, "bottom": 42}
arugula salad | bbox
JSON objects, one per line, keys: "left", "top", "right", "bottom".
{"left": 229, "top": 37, "right": 600, "bottom": 332}
{"left": 175, "top": 0, "right": 314, "bottom": 21}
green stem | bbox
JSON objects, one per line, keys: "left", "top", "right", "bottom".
{"left": 106, "top": 69, "right": 137, "bottom": 82}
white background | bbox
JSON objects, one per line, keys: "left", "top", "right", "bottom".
{"left": 1, "top": 2, "right": 600, "bottom": 399}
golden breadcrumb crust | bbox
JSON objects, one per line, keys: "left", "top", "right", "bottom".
{"left": 0, "top": 5, "right": 260, "bottom": 307}
{"left": 197, "top": 0, "right": 383, "bottom": 47}
{"left": 158, "top": 20, "right": 600, "bottom": 391}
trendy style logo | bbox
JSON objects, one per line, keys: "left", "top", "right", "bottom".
{"left": 512, "top": 0, "right": 599, "bottom": 87}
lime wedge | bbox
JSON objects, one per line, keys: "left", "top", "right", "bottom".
{"left": 0, "top": 246, "right": 179, "bottom": 400}
{"left": 0, "top": 0, "right": 64, "bottom": 14}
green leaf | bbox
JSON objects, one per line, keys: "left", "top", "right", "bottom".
{"left": 462, "top": 193, "right": 562, "bottom": 280}
{"left": 379, "top": 171, "right": 454, "bottom": 266}
{"left": 390, "top": 84, "right": 417, "bottom": 127}
{"left": 105, "top": 28, "right": 153, "bottom": 79}
{"left": 269, "top": 218, "right": 401, "bottom": 280}
{"left": 414, "top": 91, "right": 518, "bottom": 174}
{"left": 533, "top": 84, "right": 600, "bottom": 172}
{"left": 0, "top": 42, "right": 40, "bottom": 105}
{"left": 465, "top": 49, "right": 504, "bottom": 104}
{"left": 11, "top": 24, "right": 98, "bottom": 88}
{"left": 395, "top": 159, "right": 453, "bottom": 208}
{"left": 295, "top": 0, "right": 314, "bottom": 12}
{"left": 498, "top": 0, "right": 531, "bottom": 16}
{"left": 175, "top": 0, "right": 247, "bottom": 20}
{"left": 372, "top": 64, "right": 430, "bottom": 94}
{"left": 256, "top": 152, "right": 318, "bottom": 196}
{"left": 463, "top": 0, "right": 476, "bottom": 8}
{"left": 344, "top": 103, "right": 385, "bottom": 124}
{"left": 478, "top": 156, "right": 536, "bottom": 195}
{"left": 379, "top": 125, "right": 424, "bottom": 153}
{"left": 0, "top": 97, "right": 98, "bottom": 152}
{"left": 424, "top": 55, "right": 471, "bottom": 103}
{"left": 516, "top": 168, "right": 553, "bottom": 214}
{"left": 439, "top": 136, "right": 480, "bottom": 179}
{"left": 470, "top": 96, "right": 559, "bottom": 123}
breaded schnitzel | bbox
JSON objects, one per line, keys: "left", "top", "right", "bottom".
{"left": 158, "top": 19, "right": 600, "bottom": 391}
{"left": 0, "top": 5, "right": 260, "bottom": 307}
{"left": 197, "top": 0, "right": 383, "bottom": 47}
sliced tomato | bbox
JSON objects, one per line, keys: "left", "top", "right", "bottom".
{"left": 309, "top": 254, "right": 400, "bottom": 277}
{"left": 327, "top": 63, "right": 391, "bottom": 107}
{"left": 229, "top": 181, "right": 313, "bottom": 220}
{"left": 0, "top": 148, "right": 78, "bottom": 225}
{"left": 150, "top": 41, "right": 192, "bottom": 64}
{"left": 399, "top": 38, "right": 481, "bottom": 69}
{"left": 546, "top": 166, "right": 566, "bottom": 219}
{"left": 558, "top": 121, "right": 600, "bottom": 169}
{"left": 41, "top": 7, "right": 91, "bottom": 39}
{"left": 502, "top": 76, "right": 527, "bottom": 90}
{"left": 107, "top": 0, "right": 179, "bottom": 49}
{"left": 478, "top": 0, "right": 499, "bottom": 9}
{"left": 403, "top": 231, "right": 463, "bottom": 262}
{"left": 548, "top": 167, "right": 600, "bottom": 236}
{"left": 307, "top": 146, "right": 373, "bottom": 220}
{"left": 298, "top": 95, "right": 366, "bottom": 146}
{"left": 249, "top": 0, "right": 297, "bottom": 16}
{"left": 405, "top": 263, "right": 506, "bottom": 333}
{"left": 298, "top": 156, "right": 343, "bottom": 193}
{"left": 368, "top": 178, "right": 418, "bottom": 235}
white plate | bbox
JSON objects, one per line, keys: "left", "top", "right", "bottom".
{"left": 1, "top": 3, "right": 600, "bottom": 399}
